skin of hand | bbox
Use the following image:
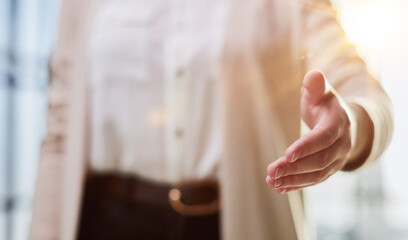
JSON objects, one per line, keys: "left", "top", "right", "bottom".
{"left": 266, "top": 70, "right": 374, "bottom": 194}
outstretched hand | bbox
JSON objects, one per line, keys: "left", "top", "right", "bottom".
{"left": 266, "top": 70, "right": 355, "bottom": 194}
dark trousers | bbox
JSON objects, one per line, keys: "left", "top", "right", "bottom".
{"left": 77, "top": 173, "right": 220, "bottom": 240}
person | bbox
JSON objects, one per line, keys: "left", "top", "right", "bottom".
{"left": 29, "top": 0, "right": 394, "bottom": 239}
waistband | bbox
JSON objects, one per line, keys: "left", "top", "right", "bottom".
{"left": 84, "top": 172, "right": 220, "bottom": 216}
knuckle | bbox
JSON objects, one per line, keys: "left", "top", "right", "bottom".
{"left": 289, "top": 162, "right": 298, "bottom": 173}
{"left": 296, "top": 140, "right": 309, "bottom": 157}
{"left": 318, "top": 153, "right": 329, "bottom": 170}
{"left": 267, "top": 164, "right": 274, "bottom": 175}
{"left": 313, "top": 172, "right": 322, "bottom": 183}
{"left": 325, "top": 134, "right": 332, "bottom": 147}
{"left": 325, "top": 163, "right": 337, "bottom": 177}
{"left": 324, "top": 128, "right": 338, "bottom": 147}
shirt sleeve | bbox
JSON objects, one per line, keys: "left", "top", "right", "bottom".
{"left": 301, "top": 0, "right": 394, "bottom": 169}
{"left": 29, "top": 0, "right": 84, "bottom": 238}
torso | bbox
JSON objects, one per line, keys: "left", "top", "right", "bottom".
{"left": 86, "top": 0, "right": 230, "bottom": 183}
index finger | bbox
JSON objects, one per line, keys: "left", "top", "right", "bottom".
{"left": 285, "top": 121, "right": 341, "bottom": 163}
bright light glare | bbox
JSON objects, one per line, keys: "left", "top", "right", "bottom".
{"left": 335, "top": 1, "right": 399, "bottom": 76}
{"left": 339, "top": 2, "right": 397, "bottom": 50}
{"left": 335, "top": 0, "right": 408, "bottom": 231}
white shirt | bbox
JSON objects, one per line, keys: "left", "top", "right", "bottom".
{"left": 86, "top": 0, "right": 230, "bottom": 183}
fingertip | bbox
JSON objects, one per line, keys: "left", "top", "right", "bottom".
{"left": 304, "top": 70, "right": 325, "bottom": 85}
{"left": 267, "top": 164, "right": 274, "bottom": 176}
{"left": 266, "top": 175, "right": 274, "bottom": 187}
{"left": 285, "top": 136, "right": 308, "bottom": 163}
{"left": 267, "top": 156, "right": 286, "bottom": 176}
{"left": 303, "top": 70, "right": 326, "bottom": 99}
{"left": 285, "top": 146, "right": 300, "bottom": 163}
{"left": 305, "top": 69, "right": 324, "bottom": 77}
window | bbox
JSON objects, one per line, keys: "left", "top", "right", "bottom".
{"left": 0, "top": 0, "right": 60, "bottom": 239}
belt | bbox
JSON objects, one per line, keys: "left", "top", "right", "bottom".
{"left": 84, "top": 172, "right": 220, "bottom": 216}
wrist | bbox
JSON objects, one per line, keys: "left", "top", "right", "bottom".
{"left": 342, "top": 103, "right": 374, "bottom": 171}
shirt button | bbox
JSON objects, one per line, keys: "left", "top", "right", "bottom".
{"left": 175, "top": 128, "right": 184, "bottom": 138}
{"left": 176, "top": 68, "right": 185, "bottom": 78}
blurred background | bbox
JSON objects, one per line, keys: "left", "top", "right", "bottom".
{"left": 0, "top": 0, "right": 406, "bottom": 239}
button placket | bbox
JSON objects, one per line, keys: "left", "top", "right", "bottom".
{"left": 164, "top": 0, "right": 198, "bottom": 181}
{"left": 163, "top": 39, "right": 191, "bottom": 182}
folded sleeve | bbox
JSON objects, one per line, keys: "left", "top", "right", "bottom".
{"left": 29, "top": 0, "right": 81, "bottom": 238}
{"left": 301, "top": 0, "right": 394, "bottom": 168}
{"left": 29, "top": 54, "right": 68, "bottom": 240}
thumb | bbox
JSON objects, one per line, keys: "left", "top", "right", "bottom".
{"left": 302, "top": 70, "right": 327, "bottom": 104}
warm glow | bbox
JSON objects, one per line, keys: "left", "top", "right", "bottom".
{"left": 338, "top": 1, "right": 398, "bottom": 49}
{"left": 334, "top": 1, "right": 400, "bottom": 76}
